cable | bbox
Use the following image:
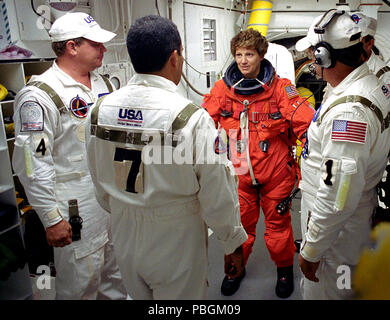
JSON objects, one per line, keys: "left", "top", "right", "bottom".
{"left": 183, "top": 57, "right": 208, "bottom": 76}
{"left": 31, "top": 0, "right": 53, "bottom": 25}
{"left": 289, "top": 68, "right": 324, "bottom": 141}
{"left": 155, "top": 0, "right": 161, "bottom": 16}
{"left": 158, "top": 0, "right": 206, "bottom": 96}
{"left": 181, "top": 72, "right": 206, "bottom": 96}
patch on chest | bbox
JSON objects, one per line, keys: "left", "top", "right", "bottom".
{"left": 69, "top": 95, "right": 90, "bottom": 118}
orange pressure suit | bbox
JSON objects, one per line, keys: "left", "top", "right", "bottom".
{"left": 203, "top": 59, "right": 314, "bottom": 267}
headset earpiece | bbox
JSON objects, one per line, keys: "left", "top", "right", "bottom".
{"left": 311, "top": 9, "right": 345, "bottom": 69}
{"left": 314, "top": 42, "right": 335, "bottom": 69}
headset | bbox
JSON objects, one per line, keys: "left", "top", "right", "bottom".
{"left": 312, "top": 9, "right": 346, "bottom": 69}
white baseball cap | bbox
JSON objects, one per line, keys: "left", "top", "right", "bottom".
{"left": 49, "top": 12, "right": 116, "bottom": 43}
{"left": 350, "top": 12, "right": 377, "bottom": 37}
{"left": 295, "top": 10, "right": 362, "bottom": 52}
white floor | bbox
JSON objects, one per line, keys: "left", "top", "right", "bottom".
{"left": 207, "top": 193, "right": 303, "bottom": 300}
{"left": 30, "top": 194, "right": 303, "bottom": 300}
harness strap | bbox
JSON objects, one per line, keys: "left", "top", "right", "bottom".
{"left": 222, "top": 96, "right": 280, "bottom": 123}
{"left": 376, "top": 66, "right": 390, "bottom": 79}
{"left": 91, "top": 103, "right": 201, "bottom": 147}
{"left": 100, "top": 74, "right": 114, "bottom": 93}
{"left": 28, "top": 81, "right": 68, "bottom": 114}
{"left": 28, "top": 74, "right": 114, "bottom": 114}
{"left": 316, "top": 95, "right": 390, "bottom": 132}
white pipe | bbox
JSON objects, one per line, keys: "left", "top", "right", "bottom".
{"left": 106, "top": 0, "right": 120, "bottom": 34}
{"left": 128, "top": 0, "right": 132, "bottom": 28}
{"left": 112, "top": 0, "right": 121, "bottom": 34}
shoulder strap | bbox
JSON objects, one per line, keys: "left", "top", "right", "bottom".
{"left": 100, "top": 74, "right": 114, "bottom": 93}
{"left": 27, "top": 81, "right": 67, "bottom": 114}
{"left": 91, "top": 102, "right": 201, "bottom": 147}
{"left": 317, "top": 95, "right": 390, "bottom": 132}
{"left": 376, "top": 66, "right": 390, "bottom": 79}
{"left": 90, "top": 95, "right": 108, "bottom": 126}
{"left": 171, "top": 103, "right": 200, "bottom": 132}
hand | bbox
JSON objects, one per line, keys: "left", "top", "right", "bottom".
{"left": 46, "top": 219, "right": 72, "bottom": 247}
{"left": 224, "top": 245, "right": 244, "bottom": 278}
{"left": 299, "top": 254, "right": 320, "bottom": 282}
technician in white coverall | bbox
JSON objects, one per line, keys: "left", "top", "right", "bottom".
{"left": 323, "top": 12, "right": 390, "bottom": 102}
{"left": 12, "top": 12, "right": 127, "bottom": 300}
{"left": 352, "top": 12, "right": 390, "bottom": 84}
{"left": 85, "top": 15, "right": 248, "bottom": 300}
{"left": 295, "top": 9, "right": 390, "bottom": 299}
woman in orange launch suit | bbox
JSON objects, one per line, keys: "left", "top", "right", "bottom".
{"left": 203, "top": 29, "right": 314, "bottom": 298}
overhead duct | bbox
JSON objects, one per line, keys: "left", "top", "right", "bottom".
{"left": 246, "top": 0, "right": 295, "bottom": 83}
{"left": 247, "top": 0, "right": 273, "bottom": 37}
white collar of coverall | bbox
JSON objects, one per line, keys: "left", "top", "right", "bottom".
{"left": 52, "top": 60, "right": 101, "bottom": 88}
{"left": 367, "top": 50, "right": 386, "bottom": 72}
{"left": 330, "top": 62, "right": 370, "bottom": 96}
{"left": 128, "top": 73, "right": 178, "bottom": 93}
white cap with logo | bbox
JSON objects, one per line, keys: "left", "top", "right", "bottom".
{"left": 295, "top": 10, "right": 362, "bottom": 52}
{"left": 49, "top": 12, "right": 116, "bottom": 43}
{"left": 350, "top": 12, "right": 377, "bottom": 37}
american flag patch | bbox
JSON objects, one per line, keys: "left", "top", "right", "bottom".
{"left": 331, "top": 119, "right": 367, "bottom": 144}
{"left": 285, "top": 85, "right": 299, "bottom": 99}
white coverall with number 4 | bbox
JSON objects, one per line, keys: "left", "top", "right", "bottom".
{"left": 12, "top": 62, "right": 128, "bottom": 300}
{"left": 299, "top": 63, "right": 390, "bottom": 299}
{"left": 85, "top": 73, "right": 248, "bottom": 300}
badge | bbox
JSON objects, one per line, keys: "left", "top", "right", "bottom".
{"left": 284, "top": 85, "right": 299, "bottom": 99}
{"left": 331, "top": 119, "right": 367, "bottom": 144}
{"left": 236, "top": 140, "right": 246, "bottom": 154}
{"left": 312, "top": 104, "right": 322, "bottom": 122}
{"left": 69, "top": 95, "right": 89, "bottom": 118}
{"left": 20, "top": 101, "right": 44, "bottom": 132}
{"left": 382, "top": 84, "right": 390, "bottom": 99}
{"left": 301, "top": 137, "right": 309, "bottom": 159}
{"left": 214, "top": 134, "right": 227, "bottom": 154}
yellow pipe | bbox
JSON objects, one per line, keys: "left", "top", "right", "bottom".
{"left": 247, "top": 0, "right": 273, "bottom": 36}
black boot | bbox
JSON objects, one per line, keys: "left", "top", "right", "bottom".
{"left": 221, "top": 268, "right": 246, "bottom": 296}
{"left": 275, "top": 265, "right": 294, "bottom": 298}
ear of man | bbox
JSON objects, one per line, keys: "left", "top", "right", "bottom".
{"left": 65, "top": 40, "right": 79, "bottom": 57}
{"left": 169, "top": 49, "right": 180, "bottom": 68}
